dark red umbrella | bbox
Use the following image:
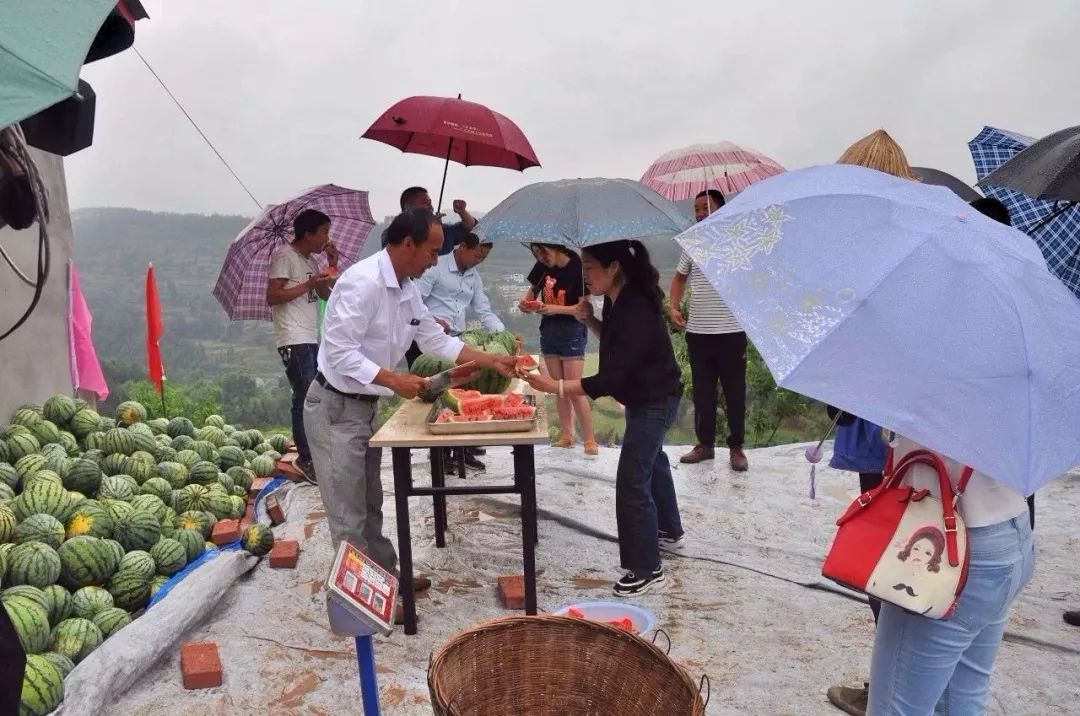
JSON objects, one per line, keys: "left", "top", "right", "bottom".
{"left": 361, "top": 94, "right": 540, "bottom": 211}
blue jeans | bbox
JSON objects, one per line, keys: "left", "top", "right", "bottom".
{"left": 539, "top": 319, "right": 587, "bottom": 359}
{"left": 869, "top": 513, "right": 1035, "bottom": 715}
{"left": 279, "top": 343, "right": 318, "bottom": 462}
{"left": 616, "top": 395, "right": 683, "bottom": 577}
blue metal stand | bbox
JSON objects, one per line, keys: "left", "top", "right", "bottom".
{"left": 355, "top": 635, "right": 382, "bottom": 715}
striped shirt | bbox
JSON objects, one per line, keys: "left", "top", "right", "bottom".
{"left": 676, "top": 252, "right": 742, "bottom": 335}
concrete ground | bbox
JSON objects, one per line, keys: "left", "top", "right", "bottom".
{"left": 110, "top": 442, "right": 1080, "bottom": 715}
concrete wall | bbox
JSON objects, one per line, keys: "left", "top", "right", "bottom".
{"left": 0, "top": 149, "right": 76, "bottom": 419}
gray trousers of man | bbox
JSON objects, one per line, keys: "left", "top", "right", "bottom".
{"left": 302, "top": 381, "right": 398, "bottom": 573}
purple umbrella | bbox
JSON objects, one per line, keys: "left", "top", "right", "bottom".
{"left": 212, "top": 184, "right": 375, "bottom": 320}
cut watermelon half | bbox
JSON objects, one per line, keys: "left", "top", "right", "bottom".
{"left": 515, "top": 354, "right": 538, "bottom": 371}
{"left": 444, "top": 388, "right": 482, "bottom": 413}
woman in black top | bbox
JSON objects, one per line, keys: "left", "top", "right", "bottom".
{"left": 518, "top": 243, "right": 598, "bottom": 454}
{"left": 521, "top": 239, "right": 684, "bottom": 597}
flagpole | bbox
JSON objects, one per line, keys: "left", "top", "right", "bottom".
{"left": 160, "top": 377, "right": 168, "bottom": 418}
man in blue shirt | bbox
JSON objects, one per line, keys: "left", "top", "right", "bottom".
{"left": 409, "top": 231, "right": 504, "bottom": 471}
{"left": 382, "top": 186, "right": 476, "bottom": 255}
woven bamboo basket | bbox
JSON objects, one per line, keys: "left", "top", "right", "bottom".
{"left": 428, "top": 615, "right": 707, "bottom": 715}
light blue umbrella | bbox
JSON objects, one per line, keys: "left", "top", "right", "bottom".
{"left": 1, "top": 0, "right": 117, "bottom": 129}
{"left": 674, "top": 163, "right": 1080, "bottom": 495}
{"left": 475, "top": 177, "right": 690, "bottom": 248}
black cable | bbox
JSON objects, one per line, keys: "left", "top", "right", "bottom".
{"left": 0, "top": 219, "right": 48, "bottom": 342}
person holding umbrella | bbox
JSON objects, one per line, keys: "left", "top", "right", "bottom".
{"left": 382, "top": 186, "right": 477, "bottom": 255}
{"left": 267, "top": 209, "right": 338, "bottom": 484}
{"left": 305, "top": 208, "right": 516, "bottom": 616}
{"left": 520, "top": 239, "right": 684, "bottom": 597}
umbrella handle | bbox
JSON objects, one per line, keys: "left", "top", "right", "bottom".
{"left": 435, "top": 93, "right": 463, "bottom": 214}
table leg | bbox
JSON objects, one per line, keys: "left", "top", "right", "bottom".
{"left": 457, "top": 448, "right": 466, "bottom": 480}
{"left": 514, "top": 446, "right": 538, "bottom": 615}
{"left": 430, "top": 448, "right": 447, "bottom": 548}
{"left": 392, "top": 447, "right": 417, "bottom": 635}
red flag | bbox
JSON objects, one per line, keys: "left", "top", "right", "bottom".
{"left": 146, "top": 263, "right": 166, "bottom": 393}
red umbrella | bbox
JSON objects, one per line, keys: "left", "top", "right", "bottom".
{"left": 361, "top": 94, "right": 540, "bottom": 211}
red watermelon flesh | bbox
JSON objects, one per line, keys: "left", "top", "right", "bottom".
{"left": 434, "top": 409, "right": 455, "bottom": 424}
{"left": 458, "top": 395, "right": 506, "bottom": 416}
{"left": 444, "top": 388, "right": 482, "bottom": 413}
{"left": 449, "top": 414, "right": 493, "bottom": 422}
{"left": 515, "top": 355, "right": 538, "bottom": 370}
{"left": 493, "top": 406, "right": 536, "bottom": 420}
{"left": 504, "top": 394, "right": 526, "bottom": 407}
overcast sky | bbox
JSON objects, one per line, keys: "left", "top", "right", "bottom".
{"left": 65, "top": 0, "right": 1080, "bottom": 219}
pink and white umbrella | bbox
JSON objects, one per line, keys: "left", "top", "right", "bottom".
{"left": 641, "top": 142, "right": 785, "bottom": 201}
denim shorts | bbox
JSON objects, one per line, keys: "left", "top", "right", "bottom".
{"left": 539, "top": 319, "right": 587, "bottom": 359}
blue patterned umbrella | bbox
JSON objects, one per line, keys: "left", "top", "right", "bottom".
{"left": 969, "top": 126, "right": 1080, "bottom": 298}
{"left": 475, "top": 177, "right": 691, "bottom": 248}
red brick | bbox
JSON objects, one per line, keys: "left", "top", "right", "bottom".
{"left": 275, "top": 458, "right": 306, "bottom": 483}
{"left": 211, "top": 519, "right": 241, "bottom": 546}
{"left": 266, "top": 493, "right": 286, "bottom": 525}
{"left": 497, "top": 575, "right": 525, "bottom": 610}
{"left": 269, "top": 539, "right": 299, "bottom": 569}
{"left": 180, "top": 641, "right": 222, "bottom": 689}
{"left": 249, "top": 477, "right": 271, "bottom": 499}
{"left": 243, "top": 500, "right": 255, "bottom": 523}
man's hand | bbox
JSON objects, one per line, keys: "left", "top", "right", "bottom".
{"left": 388, "top": 373, "right": 430, "bottom": 400}
{"left": 324, "top": 242, "right": 340, "bottom": 267}
{"left": 572, "top": 298, "right": 594, "bottom": 323}
{"left": 479, "top": 352, "right": 518, "bottom": 377}
{"left": 668, "top": 306, "right": 687, "bottom": 329}
{"left": 452, "top": 199, "right": 467, "bottom": 215}
{"left": 434, "top": 317, "right": 451, "bottom": 334}
{"left": 307, "top": 274, "right": 334, "bottom": 291}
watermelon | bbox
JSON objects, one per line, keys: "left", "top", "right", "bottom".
{"left": 0, "top": 439, "right": 7, "bottom": 464}
{"left": 0, "top": 481, "right": 15, "bottom": 503}
{"left": 140, "top": 477, "right": 173, "bottom": 502}
{"left": 118, "top": 551, "right": 156, "bottom": 580}
{"left": 6, "top": 432, "right": 40, "bottom": 464}
{"left": 70, "top": 585, "right": 114, "bottom": 619}
{"left": 150, "top": 538, "right": 187, "bottom": 575}
{"left": 229, "top": 485, "right": 247, "bottom": 500}
{"left": 2, "top": 585, "right": 49, "bottom": 612}
{"left": 202, "top": 414, "right": 225, "bottom": 429}
{"left": 22, "top": 469, "right": 62, "bottom": 492}
{"left": 28, "top": 420, "right": 61, "bottom": 446}
{"left": 14, "top": 454, "right": 47, "bottom": 480}
{"left": 188, "top": 460, "right": 219, "bottom": 486}
{"left": 51, "top": 617, "right": 103, "bottom": 662}
{"left": 104, "top": 428, "right": 137, "bottom": 457}
{"left": 5, "top": 599, "right": 52, "bottom": 654}
{"left": 58, "top": 536, "right": 113, "bottom": 588}
{"left": 101, "top": 540, "right": 124, "bottom": 573}
{"left": 147, "top": 417, "right": 170, "bottom": 435}
{"left": 107, "top": 569, "right": 150, "bottom": 611}
{"left": 113, "top": 510, "right": 161, "bottom": 552}
{"left": 7, "top": 542, "right": 61, "bottom": 588}
{"left": 99, "top": 452, "right": 128, "bottom": 477}
{"left": 99, "top": 475, "right": 134, "bottom": 502}
{"left": 171, "top": 435, "right": 196, "bottom": 452}
{"left": 97, "top": 417, "right": 115, "bottom": 431}
{"left": 19, "top": 653, "right": 64, "bottom": 715}
{"left": 100, "top": 499, "right": 132, "bottom": 522}
{"left": 41, "top": 651, "right": 75, "bottom": 678}
{"left": 195, "top": 426, "right": 227, "bottom": 447}
{"left": 14, "top": 514, "right": 65, "bottom": 550}
{"left": 177, "top": 484, "right": 212, "bottom": 513}
{"left": 71, "top": 409, "right": 102, "bottom": 439}
{"left": 493, "top": 405, "right": 536, "bottom": 420}
{"left": 457, "top": 395, "right": 506, "bottom": 416}
{"left": 131, "top": 494, "right": 168, "bottom": 521}
{"left": 225, "top": 466, "right": 254, "bottom": 491}
{"left": 205, "top": 491, "right": 232, "bottom": 520}
{"left": 40, "top": 585, "right": 73, "bottom": 626}
{"left": 0, "top": 461, "right": 20, "bottom": 489}
{"left": 11, "top": 407, "right": 42, "bottom": 427}
{"left": 65, "top": 502, "right": 114, "bottom": 540}
{"left": 216, "top": 473, "right": 235, "bottom": 494}
{"left": 79, "top": 448, "right": 104, "bottom": 466}
{"left": 268, "top": 433, "right": 289, "bottom": 454}
{"left": 0, "top": 504, "right": 17, "bottom": 540}
{"left": 191, "top": 441, "right": 218, "bottom": 464}
{"left": 115, "top": 401, "right": 147, "bottom": 427}
{"left": 250, "top": 454, "right": 275, "bottom": 478}
{"left": 459, "top": 328, "right": 487, "bottom": 347}
{"left": 154, "top": 461, "right": 188, "bottom": 489}
{"left": 63, "top": 458, "right": 102, "bottom": 496}
{"left": 83, "top": 431, "right": 107, "bottom": 452}
{"left": 174, "top": 528, "right": 206, "bottom": 562}
{"left": 13, "top": 480, "right": 69, "bottom": 521}
{"left": 41, "top": 450, "right": 69, "bottom": 477}
{"left": 218, "top": 445, "right": 246, "bottom": 471}
{"left": 91, "top": 606, "right": 130, "bottom": 637}
{"left": 442, "top": 388, "right": 482, "bottom": 413}
{"left": 127, "top": 430, "right": 158, "bottom": 458}
{"left": 177, "top": 511, "right": 214, "bottom": 539}
{"left": 228, "top": 495, "right": 247, "bottom": 520}
{"left": 241, "top": 523, "right": 275, "bottom": 557}
{"left": 167, "top": 416, "right": 196, "bottom": 439}
{"left": 175, "top": 449, "right": 202, "bottom": 471}
{"left": 149, "top": 574, "right": 170, "bottom": 598}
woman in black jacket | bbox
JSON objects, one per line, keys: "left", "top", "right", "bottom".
{"left": 521, "top": 239, "right": 684, "bottom": 597}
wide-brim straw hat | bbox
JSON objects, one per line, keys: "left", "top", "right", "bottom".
{"left": 837, "top": 129, "right": 921, "bottom": 181}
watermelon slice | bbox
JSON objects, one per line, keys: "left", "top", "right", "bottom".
{"left": 504, "top": 393, "right": 526, "bottom": 407}
{"left": 515, "top": 355, "right": 538, "bottom": 371}
{"left": 434, "top": 409, "right": 455, "bottom": 424}
{"left": 444, "top": 388, "right": 482, "bottom": 413}
{"left": 449, "top": 414, "right": 493, "bottom": 422}
{"left": 458, "top": 395, "right": 506, "bottom": 416}
{"left": 522, "top": 299, "right": 544, "bottom": 311}
{"left": 493, "top": 406, "right": 536, "bottom": 420}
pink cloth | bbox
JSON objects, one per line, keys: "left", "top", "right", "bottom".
{"left": 68, "top": 261, "right": 109, "bottom": 400}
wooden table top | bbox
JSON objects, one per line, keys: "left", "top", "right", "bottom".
{"left": 370, "top": 381, "right": 551, "bottom": 448}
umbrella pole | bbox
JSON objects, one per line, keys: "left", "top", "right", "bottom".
{"left": 436, "top": 138, "right": 454, "bottom": 214}
{"left": 1027, "top": 200, "right": 1077, "bottom": 235}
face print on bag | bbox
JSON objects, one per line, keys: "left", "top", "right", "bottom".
{"left": 891, "top": 526, "right": 946, "bottom": 598}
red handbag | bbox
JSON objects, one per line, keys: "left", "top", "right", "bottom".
{"left": 822, "top": 448, "right": 974, "bottom": 619}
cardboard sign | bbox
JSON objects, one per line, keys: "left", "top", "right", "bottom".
{"left": 326, "top": 542, "right": 398, "bottom": 636}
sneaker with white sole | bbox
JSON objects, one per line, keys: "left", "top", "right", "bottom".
{"left": 295, "top": 458, "right": 318, "bottom": 486}
{"left": 613, "top": 566, "right": 665, "bottom": 597}
{"left": 659, "top": 530, "right": 686, "bottom": 551}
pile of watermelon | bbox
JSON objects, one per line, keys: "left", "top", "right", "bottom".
{"left": 434, "top": 389, "right": 537, "bottom": 423}
{"left": 411, "top": 329, "right": 519, "bottom": 399}
{"left": 0, "top": 395, "right": 286, "bottom": 715}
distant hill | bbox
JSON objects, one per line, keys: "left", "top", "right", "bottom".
{"left": 71, "top": 208, "right": 687, "bottom": 388}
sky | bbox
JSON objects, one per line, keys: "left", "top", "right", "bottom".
{"left": 65, "top": 0, "right": 1080, "bottom": 219}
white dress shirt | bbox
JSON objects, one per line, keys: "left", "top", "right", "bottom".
{"left": 413, "top": 252, "right": 505, "bottom": 334}
{"left": 317, "top": 250, "right": 465, "bottom": 396}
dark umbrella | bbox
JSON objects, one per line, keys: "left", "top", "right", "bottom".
{"left": 912, "top": 166, "right": 981, "bottom": 202}
{"left": 362, "top": 94, "right": 539, "bottom": 212}
{"left": 979, "top": 125, "right": 1080, "bottom": 203}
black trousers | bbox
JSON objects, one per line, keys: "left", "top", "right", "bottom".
{"left": 686, "top": 331, "right": 747, "bottom": 448}
{"left": 0, "top": 604, "right": 26, "bottom": 714}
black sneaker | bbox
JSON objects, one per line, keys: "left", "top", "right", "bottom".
{"left": 613, "top": 566, "right": 665, "bottom": 597}
{"left": 659, "top": 530, "right": 686, "bottom": 551}
{"left": 463, "top": 453, "right": 485, "bottom": 471}
{"left": 296, "top": 458, "right": 317, "bottom": 486}
{"left": 470, "top": 447, "right": 487, "bottom": 456}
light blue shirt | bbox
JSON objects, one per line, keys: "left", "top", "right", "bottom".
{"left": 414, "top": 252, "right": 505, "bottom": 335}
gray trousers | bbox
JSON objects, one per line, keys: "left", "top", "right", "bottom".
{"left": 302, "top": 381, "right": 398, "bottom": 573}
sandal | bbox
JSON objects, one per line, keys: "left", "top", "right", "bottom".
{"left": 584, "top": 440, "right": 599, "bottom": 456}
{"left": 553, "top": 435, "right": 574, "bottom": 448}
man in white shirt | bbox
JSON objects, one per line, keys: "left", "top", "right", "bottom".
{"left": 303, "top": 208, "right": 515, "bottom": 605}
{"left": 411, "top": 232, "right": 504, "bottom": 471}
{"left": 669, "top": 189, "right": 750, "bottom": 472}
{"left": 267, "top": 209, "right": 338, "bottom": 483}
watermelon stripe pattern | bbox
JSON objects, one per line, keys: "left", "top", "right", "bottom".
{"left": 20, "top": 653, "right": 64, "bottom": 715}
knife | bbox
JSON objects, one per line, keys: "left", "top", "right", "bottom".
{"left": 425, "top": 361, "right": 477, "bottom": 394}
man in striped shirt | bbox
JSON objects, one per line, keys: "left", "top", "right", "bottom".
{"left": 669, "top": 189, "right": 749, "bottom": 471}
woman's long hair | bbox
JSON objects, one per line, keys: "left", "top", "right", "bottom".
{"left": 582, "top": 240, "right": 663, "bottom": 312}
{"left": 837, "top": 129, "right": 920, "bottom": 181}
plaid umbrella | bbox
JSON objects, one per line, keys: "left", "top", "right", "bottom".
{"left": 212, "top": 184, "right": 375, "bottom": 320}
{"left": 969, "top": 126, "right": 1080, "bottom": 298}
